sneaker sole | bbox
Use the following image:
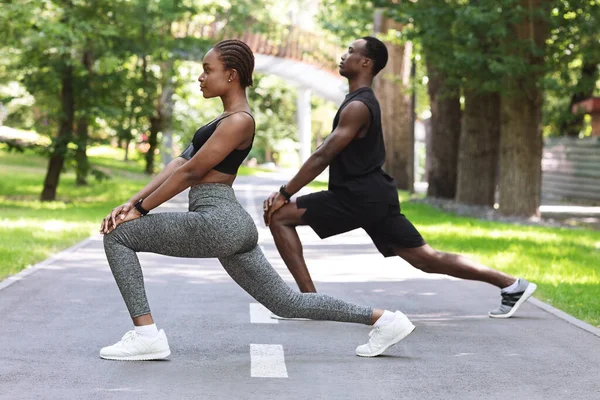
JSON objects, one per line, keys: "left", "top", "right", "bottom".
{"left": 270, "top": 313, "right": 312, "bottom": 321}
{"left": 100, "top": 349, "right": 171, "bottom": 361}
{"left": 489, "top": 283, "right": 537, "bottom": 319}
{"left": 356, "top": 323, "right": 416, "bottom": 358}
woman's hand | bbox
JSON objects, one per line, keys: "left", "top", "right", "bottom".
{"left": 100, "top": 202, "right": 133, "bottom": 234}
{"left": 115, "top": 207, "right": 142, "bottom": 227}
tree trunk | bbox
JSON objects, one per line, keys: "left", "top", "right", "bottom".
{"left": 498, "top": 0, "right": 549, "bottom": 217}
{"left": 75, "top": 118, "right": 89, "bottom": 186}
{"left": 499, "top": 87, "right": 543, "bottom": 216}
{"left": 146, "top": 114, "right": 161, "bottom": 174}
{"left": 456, "top": 90, "right": 500, "bottom": 206}
{"left": 41, "top": 65, "right": 74, "bottom": 201}
{"left": 75, "top": 50, "right": 93, "bottom": 186}
{"left": 373, "top": 14, "right": 414, "bottom": 191}
{"left": 425, "top": 62, "right": 461, "bottom": 199}
{"left": 159, "top": 66, "right": 175, "bottom": 168}
{"left": 124, "top": 137, "right": 131, "bottom": 161}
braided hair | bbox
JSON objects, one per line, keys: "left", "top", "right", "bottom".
{"left": 213, "top": 39, "right": 255, "bottom": 88}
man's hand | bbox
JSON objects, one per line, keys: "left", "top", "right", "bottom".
{"left": 263, "top": 192, "right": 288, "bottom": 226}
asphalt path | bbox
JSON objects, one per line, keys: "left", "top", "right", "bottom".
{"left": 1, "top": 174, "right": 599, "bottom": 400}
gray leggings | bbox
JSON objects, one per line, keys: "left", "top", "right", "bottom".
{"left": 103, "top": 183, "right": 372, "bottom": 325}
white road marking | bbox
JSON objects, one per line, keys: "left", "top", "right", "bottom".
{"left": 250, "top": 302, "right": 278, "bottom": 324}
{"left": 250, "top": 344, "right": 288, "bottom": 378}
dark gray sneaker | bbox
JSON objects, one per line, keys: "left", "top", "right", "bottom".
{"left": 489, "top": 278, "right": 537, "bottom": 318}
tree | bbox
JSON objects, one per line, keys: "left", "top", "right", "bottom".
{"left": 1, "top": 0, "right": 132, "bottom": 199}
{"left": 453, "top": 2, "right": 504, "bottom": 206}
{"left": 426, "top": 63, "right": 461, "bottom": 199}
{"left": 386, "top": 1, "right": 462, "bottom": 198}
{"left": 374, "top": 14, "right": 414, "bottom": 190}
{"left": 544, "top": 0, "right": 600, "bottom": 137}
{"left": 498, "top": 0, "right": 552, "bottom": 216}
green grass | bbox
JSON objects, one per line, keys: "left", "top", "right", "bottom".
{"left": 403, "top": 200, "right": 600, "bottom": 327}
{"left": 0, "top": 149, "right": 151, "bottom": 280}
{"left": 308, "top": 180, "right": 600, "bottom": 327}
{"left": 0, "top": 147, "right": 271, "bottom": 281}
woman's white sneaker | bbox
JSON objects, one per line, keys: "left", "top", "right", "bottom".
{"left": 99, "top": 329, "right": 171, "bottom": 361}
{"left": 355, "top": 311, "right": 415, "bottom": 357}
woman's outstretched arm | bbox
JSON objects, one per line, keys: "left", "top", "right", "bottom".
{"left": 106, "top": 113, "right": 253, "bottom": 231}
{"left": 100, "top": 157, "right": 188, "bottom": 233}
{"left": 127, "top": 157, "right": 188, "bottom": 205}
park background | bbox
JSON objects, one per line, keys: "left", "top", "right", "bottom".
{"left": 0, "top": 0, "right": 599, "bottom": 326}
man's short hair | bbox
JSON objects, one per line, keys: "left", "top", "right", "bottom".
{"left": 362, "top": 36, "right": 388, "bottom": 76}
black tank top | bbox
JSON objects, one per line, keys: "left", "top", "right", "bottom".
{"left": 328, "top": 87, "right": 398, "bottom": 204}
{"left": 179, "top": 111, "right": 255, "bottom": 175}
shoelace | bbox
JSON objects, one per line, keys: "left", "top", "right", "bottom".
{"left": 115, "top": 330, "right": 138, "bottom": 347}
{"left": 367, "top": 327, "right": 382, "bottom": 345}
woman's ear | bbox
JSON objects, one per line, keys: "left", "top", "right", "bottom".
{"left": 228, "top": 69, "right": 239, "bottom": 82}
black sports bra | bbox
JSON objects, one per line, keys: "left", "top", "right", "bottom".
{"left": 179, "top": 111, "right": 255, "bottom": 175}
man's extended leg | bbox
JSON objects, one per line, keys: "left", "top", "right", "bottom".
{"left": 268, "top": 202, "right": 317, "bottom": 293}
{"left": 364, "top": 205, "right": 536, "bottom": 317}
{"left": 393, "top": 244, "right": 536, "bottom": 317}
{"left": 393, "top": 244, "right": 514, "bottom": 288}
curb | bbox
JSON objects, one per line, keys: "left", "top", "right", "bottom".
{"left": 529, "top": 298, "right": 600, "bottom": 338}
{"left": 0, "top": 235, "right": 99, "bottom": 292}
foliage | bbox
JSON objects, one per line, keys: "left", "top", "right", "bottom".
{"left": 543, "top": 0, "right": 600, "bottom": 136}
{"left": 248, "top": 74, "right": 298, "bottom": 163}
{"left": 316, "top": 0, "right": 375, "bottom": 45}
{"left": 318, "top": 0, "right": 598, "bottom": 138}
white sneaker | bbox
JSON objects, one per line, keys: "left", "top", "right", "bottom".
{"left": 99, "top": 329, "right": 171, "bottom": 361}
{"left": 355, "top": 311, "right": 415, "bottom": 357}
{"left": 270, "top": 313, "right": 311, "bottom": 321}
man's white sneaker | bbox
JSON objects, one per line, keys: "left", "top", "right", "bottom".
{"left": 99, "top": 329, "right": 171, "bottom": 361}
{"left": 355, "top": 311, "right": 415, "bottom": 357}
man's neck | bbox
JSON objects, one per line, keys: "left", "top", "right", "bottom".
{"left": 348, "top": 76, "right": 374, "bottom": 94}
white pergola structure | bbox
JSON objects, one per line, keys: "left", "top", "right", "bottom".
{"left": 254, "top": 54, "right": 347, "bottom": 162}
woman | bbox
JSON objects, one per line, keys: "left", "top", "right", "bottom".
{"left": 99, "top": 39, "right": 415, "bottom": 361}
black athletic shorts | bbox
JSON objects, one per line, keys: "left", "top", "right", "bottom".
{"left": 296, "top": 190, "right": 426, "bottom": 257}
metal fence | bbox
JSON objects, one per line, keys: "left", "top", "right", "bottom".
{"left": 542, "top": 137, "right": 600, "bottom": 203}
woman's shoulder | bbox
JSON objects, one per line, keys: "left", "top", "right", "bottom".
{"left": 218, "top": 111, "right": 255, "bottom": 128}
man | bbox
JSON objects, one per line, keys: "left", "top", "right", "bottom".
{"left": 263, "top": 36, "right": 536, "bottom": 319}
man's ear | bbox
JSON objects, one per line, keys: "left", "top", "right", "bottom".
{"left": 362, "top": 58, "right": 373, "bottom": 70}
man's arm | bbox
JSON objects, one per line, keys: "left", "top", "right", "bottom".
{"left": 284, "top": 100, "right": 371, "bottom": 196}
{"left": 264, "top": 101, "right": 371, "bottom": 225}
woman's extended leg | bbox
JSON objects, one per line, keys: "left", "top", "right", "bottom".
{"left": 219, "top": 245, "right": 416, "bottom": 356}
{"left": 219, "top": 245, "right": 371, "bottom": 324}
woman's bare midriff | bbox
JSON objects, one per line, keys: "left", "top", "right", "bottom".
{"left": 196, "top": 169, "right": 237, "bottom": 186}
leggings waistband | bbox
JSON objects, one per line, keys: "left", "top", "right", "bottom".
{"left": 188, "top": 183, "right": 238, "bottom": 210}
